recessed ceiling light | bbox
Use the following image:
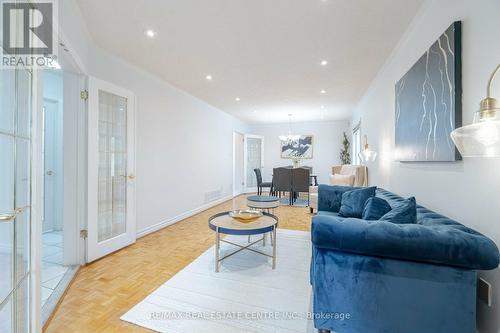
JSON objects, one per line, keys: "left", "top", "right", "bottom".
{"left": 320, "top": 89, "right": 326, "bottom": 94}
{"left": 253, "top": 110, "right": 257, "bottom": 113}
{"left": 144, "top": 29, "right": 156, "bottom": 38}
{"left": 206, "top": 75, "right": 213, "bottom": 80}
{"left": 320, "top": 105, "right": 325, "bottom": 109}
{"left": 235, "top": 97, "right": 241, "bottom": 102}
{"left": 320, "top": 60, "right": 328, "bottom": 66}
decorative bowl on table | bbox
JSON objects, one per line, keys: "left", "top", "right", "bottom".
{"left": 229, "top": 210, "right": 263, "bottom": 223}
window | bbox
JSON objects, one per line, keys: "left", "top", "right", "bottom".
{"left": 352, "top": 123, "right": 361, "bottom": 165}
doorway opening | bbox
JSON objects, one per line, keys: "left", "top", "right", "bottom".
{"left": 39, "top": 47, "right": 87, "bottom": 326}
{"left": 40, "top": 69, "right": 81, "bottom": 324}
{"left": 41, "top": 70, "right": 70, "bottom": 310}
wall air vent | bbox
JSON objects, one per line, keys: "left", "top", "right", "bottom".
{"left": 204, "top": 188, "right": 222, "bottom": 203}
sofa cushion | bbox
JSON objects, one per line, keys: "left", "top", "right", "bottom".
{"left": 362, "top": 197, "right": 392, "bottom": 220}
{"left": 318, "top": 185, "right": 356, "bottom": 213}
{"left": 379, "top": 197, "right": 417, "bottom": 224}
{"left": 330, "top": 174, "right": 355, "bottom": 186}
{"left": 316, "top": 211, "right": 340, "bottom": 218}
{"left": 339, "top": 186, "right": 377, "bottom": 218}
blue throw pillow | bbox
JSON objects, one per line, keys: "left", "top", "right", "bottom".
{"left": 362, "top": 197, "right": 392, "bottom": 220}
{"left": 338, "top": 186, "right": 377, "bottom": 218}
{"left": 318, "top": 185, "right": 358, "bottom": 213}
{"left": 379, "top": 197, "right": 417, "bottom": 224}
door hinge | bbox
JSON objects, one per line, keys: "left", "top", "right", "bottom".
{"left": 80, "top": 229, "right": 88, "bottom": 239}
{"left": 80, "top": 90, "right": 89, "bottom": 100}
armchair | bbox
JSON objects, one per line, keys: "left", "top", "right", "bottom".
{"left": 309, "top": 165, "right": 368, "bottom": 213}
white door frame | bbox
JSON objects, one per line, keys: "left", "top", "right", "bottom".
{"left": 62, "top": 71, "right": 88, "bottom": 266}
{"left": 244, "top": 134, "right": 265, "bottom": 193}
{"left": 232, "top": 131, "right": 245, "bottom": 196}
{"left": 87, "top": 76, "right": 137, "bottom": 263}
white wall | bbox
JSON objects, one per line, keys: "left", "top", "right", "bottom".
{"left": 60, "top": 0, "right": 249, "bottom": 236}
{"left": 249, "top": 120, "right": 349, "bottom": 184}
{"left": 88, "top": 47, "right": 249, "bottom": 234}
{"left": 352, "top": 0, "right": 500, "bottom": 332}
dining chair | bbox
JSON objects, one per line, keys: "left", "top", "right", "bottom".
{"left": 301, "top": 166, "right": 313, "bottom": 174}
{"left": 253, "top": 168, "right": 272, "bottom": 195}
{"left": 272, "top": 167, "right": 293, "bottom": 205}
{"left": 292, "top": 167, "right": 310, "bottom": 205}
{"left": 301, "top": 166, "right": 314, "bottom": 186}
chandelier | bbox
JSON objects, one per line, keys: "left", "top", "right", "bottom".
{"left": 279, "top": 114, "right": 301, "bottom": 144}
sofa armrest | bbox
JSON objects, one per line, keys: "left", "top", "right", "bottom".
{"left": 311, "top": 215, "right": 500, "bottom": 270}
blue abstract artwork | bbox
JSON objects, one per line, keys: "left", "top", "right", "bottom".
{"left": 280, "top": 135, "right": 313, "bottom": 159}
{"left": 395, "top": 22, "right": 462, "bottom": 162}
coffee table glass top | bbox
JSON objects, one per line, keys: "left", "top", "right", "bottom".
{"left": 208, "top": 211, "right": 278, "bottom": 235}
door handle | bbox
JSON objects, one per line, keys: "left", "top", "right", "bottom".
{"left": 0, "top": 207, "right": 25, "bottom": 223}
{"left": 120, "top": 174, "right": 135, "bottom": 180}
{"left": 0, "top": 214, "right": 15, "bottom": 222}
{"left": 46, "top": 170, "right": 53, "bottom": 176}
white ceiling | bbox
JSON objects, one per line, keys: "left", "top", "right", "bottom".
{"left": 76, "top": 0, "right": 423, "bottom": 124}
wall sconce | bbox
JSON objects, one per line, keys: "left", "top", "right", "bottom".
{"left": 451, "top": 64, "right": 500, "bottom": 157}
{"left": 359, "top": 135, "right": 377, "bottom": 162}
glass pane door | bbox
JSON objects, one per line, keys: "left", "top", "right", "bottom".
{"left": 87, "top": 76, "right": 136, "bottom": 262}
{"left": 246, "top": 136, "right": 264, "bottom": 188}
{"left": 0, "top": 66, "right": 32, "bottom": 333}
{"left": 98, "top": 91, "right": 128, "bottom": 242}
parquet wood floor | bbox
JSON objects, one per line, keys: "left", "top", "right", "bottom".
{"left": 43, "top": 194, "right": 312, "bottom": 332}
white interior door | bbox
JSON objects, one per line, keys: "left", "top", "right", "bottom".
{"left": 244, "top": 135, "right": 264, "bottom": 193}
{"left": 87, "top": 77, "right": 136, "bottom": 262}
{"left": 42, "top": 100, "right": 59, "bottom": 233}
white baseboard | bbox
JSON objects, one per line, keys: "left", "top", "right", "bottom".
{"left": 136, "top": 195, "right": 234, "bottom": 239}
{"left": 245, "top": 187, "right": 258, "bottom": 194}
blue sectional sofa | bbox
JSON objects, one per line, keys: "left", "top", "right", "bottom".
{"left": 311, "top": 185, "right": 499, "bottom": 333}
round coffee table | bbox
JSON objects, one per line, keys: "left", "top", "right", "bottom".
{"left": 208, "top": 211, "right": 278, "bottom": 272}
{"left": 246, "top": 195, "right": 280, "bottom": 213}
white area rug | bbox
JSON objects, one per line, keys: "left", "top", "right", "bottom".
{"left": 121, "top": 229, "right": 313, "bottom": 333}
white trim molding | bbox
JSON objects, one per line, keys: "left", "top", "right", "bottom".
{"left": 136, "top": 195, "right": 234, "bottom": 238}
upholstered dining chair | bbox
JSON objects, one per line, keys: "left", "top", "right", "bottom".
{"left": 253, "top": 168, "right": 272, "bottom": 195}
{"left": 301, "top": 166, "right": 313, "bottom": 174}
{"left": 272, "top": 167, "right": 293, "bottom": 204}
{"left": 292, "top": 167, "right": 310, "bottom": 205}
{"left": 301, "top": 166, "right": 314, "bottom": 185}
